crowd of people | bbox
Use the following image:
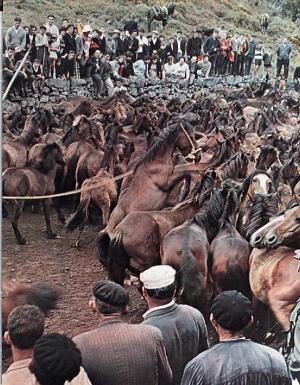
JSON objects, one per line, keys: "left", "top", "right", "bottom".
{"left": 3, "top": 15, "right": 299, "bottom": 99}
{"left": 2, "top": 265, "right": 300, "bottom": 385}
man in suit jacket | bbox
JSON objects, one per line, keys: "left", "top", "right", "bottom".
{"left": 166, "top": 37, "right": 176, "bottom": 58}
{"left": 187, "top": 30, "right": 202, "bottom": 58}
{"left": 141, "top": 265, "right": 208, "bottom": 385}
{"left": 174, "top": 31, "right": 186, "bottom": 62}
{"left": 149, "top": 30, "right": 161, "bottom": 56}
{"left": 74, "top": 280, "right": 172, "bottom": 385}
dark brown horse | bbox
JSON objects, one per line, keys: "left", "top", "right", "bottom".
{"left": 3, "top": 143, "right": 65, "bottom": 244}
{"left": 216, "top": 151, "right": 249, "bottom": 181}
{"left": 2, "top": 280, "right": 60, "bottom": 331}
{"left": 107, "top": 171, "right": 217, "bottom": 285}
{"left": 210, "top": 189, "right": 251, "bottom": 298}
{"left": 94, "top": 122, "right": 196, "bottom": 263}
{"left": 147, "top": 1, "right": 175, "bottom": 31}
{"left": 249, "top": 205, "right": 300, "bottom": 329}
{"left": 161, "top": 187, "right": 228, "bottom": 315}
{"left": 2, "top": 112, "right": 42, "bottom": 171}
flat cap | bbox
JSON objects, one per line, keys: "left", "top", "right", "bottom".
{"left": 140, "top": 265, "right": 176, "bottom": 290}
{"left": 92, "top": 280, "right": 129, "bottom": 306}
{"left": 211, "top": 290, "right": 253, "bottom": 331}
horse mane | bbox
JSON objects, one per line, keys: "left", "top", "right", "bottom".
{"left": 220, "top": 189, "right": 239, "bottom": 228}
{"left": 73, "top": 100, "right": 92, "bottom": 117}
{"left": 29, "top": 143, "right": 60, "bottom": 173}
{"left": 256, "top": 145, "right": 277, "bottom": 170}
{"left": 219, "top": 152, "right": 248, "bottom": 180}
{"left": 192, "top": 188, "right": 227, "bottom": 239}
{"left": 245, "top": 194, "right": 278, "bottom": 239}
{"left": 190, "top": 170, "right": 216, "bottom": 205}
{"left": 18, "top": 113, "right": 40, "bottom": 146}
{"left": 209, "top": 136, "right": 234, "bottom": 168}
{"left": 240, "top": 170, "right": 271, "bottom": 201}
{"left": 134, "top": 124, "right": 179, "bottom": 170}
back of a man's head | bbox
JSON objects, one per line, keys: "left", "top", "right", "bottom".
{"left": 7, "top": 305, "right": 44, "bottom": 350}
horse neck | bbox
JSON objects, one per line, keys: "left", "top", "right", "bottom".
{"left": 19, "top": 119, "right": 38, "bottom": 146}
{"left": 168, "top": 204, "right": 198, "bottom": 227}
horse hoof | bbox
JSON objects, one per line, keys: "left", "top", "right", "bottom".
{"left": 46, "top": 233, "right": 59, "bottom": 239}
{"left": 18, "top": 239, "right": 27, "bottom": 245}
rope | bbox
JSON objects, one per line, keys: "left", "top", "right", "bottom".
{"left": 179, "top": 123, "right": 202, "bottom": 161}
{"left": 2, "top": 170, "right": 133, "bottom": 200}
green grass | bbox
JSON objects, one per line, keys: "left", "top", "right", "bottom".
{"left": 3, "top": 0, "right": 299, "bottom": 71}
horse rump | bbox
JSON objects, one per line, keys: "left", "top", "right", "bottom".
{"left": 107, "top": 230, "right": 130, "bottom": 284}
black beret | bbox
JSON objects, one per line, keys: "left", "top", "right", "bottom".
{"left": 33, "top": 333, "right": 82, "bottom": 383}
{"left": 211, "top": 290, "right": 253, "bottom": 331}
{"left": 92, "top": 280, "right": 129, "bottom": 306}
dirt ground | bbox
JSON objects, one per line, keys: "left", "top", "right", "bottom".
{"left": 2, "top": 206, "right": 146, "bottom": 369}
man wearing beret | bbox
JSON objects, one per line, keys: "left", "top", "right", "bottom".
{"left": 181, "top": 290, "right": 292, "bottom": 385}
{"left": 73, "top": 280, "right": 172, "bottom": 385}
{"left": 140, "top": 265, "right": 208, "bottom": 385}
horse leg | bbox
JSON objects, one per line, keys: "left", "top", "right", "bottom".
{"left": 42, "top": 200, "right": 57, "bottom": 239}
{"left": 75, "top": 221, "right": 86, "bottom": 248}
{"left": 11, "top": 201, "right": 27, "bottom": 245}
{"left": 53, "top": 198, "right": 65, "bottom": 224}
{"left": 101, "top": 195, "right": 111, "bottom": 226}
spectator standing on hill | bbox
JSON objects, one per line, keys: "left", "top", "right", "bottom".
{"left": 174, "top": 31, "right": 186, "bottom": 62}
{"left": 263, "top": 47, "right": 272, "bottom": 76}
{"left": 26, "top": 25, "right": 37, "bottom": 61}
{"left": 36, "top": 25, "right": 49, "bottom": 77}
{"left": 187, "top": 30, "right": 202, "bottom": 59}
{"left": 181, "top": 291, "right": 292, "bottom": 385}
{"left": 245, "top": 35, "right": 256, "bottom": 75}
{"left": 45, "top": 15, "right": 59, "bottom": 37}
{"left": 149, "top": 30, "right": 161, "bottom": 56}
{"left": 203, "top": 30, "right": 220, "bottom": 76}
{"left": 254, "top": 42, "right": 264, "bottom": 76}
{"left": 116, "top": 30, "right": 130, "bottom": 56}
{"left": 86, "top": 50, "right": 104, "bottom": 98}
{"left": 5, "top": 16, "right": 26, "bottom": 61}
{"left": 230, "top": 33, "right": 241, "bottom": 75}
{"left": 294, "top": 66, "right": 300, "bottom": 92}
{"left": 276, "top": 37, "right": 292, "bottom": 79}
{"left": 101, "top": 52, "right": 114, "bottom": 95}
{"left": 141, "top": 265, "right": 208, "bottom": 385}
{"left": 73, "top": 280, "right": 172, "bottom": 385}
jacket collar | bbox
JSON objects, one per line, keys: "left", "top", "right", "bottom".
{"left": 143, "top": 300, "right": 176, "bottom": 319}
{"left": 98, "top": 315, "right": 124, "bottom": 327}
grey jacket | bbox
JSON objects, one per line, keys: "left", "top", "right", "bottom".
{"left": 74, "top": 317, "right": 172, "bottom": 385}
{"left": 288, "top": 301, "right": 300, "bottom": 381}
{"left": 277, "top": 43, "right": 292, "bottom": 60}
{"left": 181, "top": 339, "right": 292, "bottom": 385}
{"left": 143, "top": 302, "right": 208, "bottom": 385}
{"left": 5, "top": 26, "right": 26, "bottom": 50}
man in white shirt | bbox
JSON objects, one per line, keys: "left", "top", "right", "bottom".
{"left": 45, "top": 15, "right": 59, "bottom": 37}
{"left": 174, "top": 56, "right": 190, "bottom": 87}
{"left": 163, "top": 55, "right": 176, "bottom": 79}
{"left": 136, "top": 29, "right": 148, "bottom": 60}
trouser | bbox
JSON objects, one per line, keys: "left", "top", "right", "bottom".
{"left": 245, "top": 56, "right": 254, "bottom": 75}
{"left": 3, "top": 71, "right": 24, "bottom": 96}
{"left": 189, "top": 73, "right": 196, "bottom": 85}
{"left": 92, "top": 73, "right": 104, "bottom": 96}
{"left": 37, "top": 47, "right": 49, "bottom": 78}
{"left": 104, "top": 77, "right": 114, "bottom": 96}
{"left": 276, "top": 58, "right": 289, "bottom": 79}
{"left": 221, "top": 56, "right": 229, "bottom": 75}
{"left": 240, "top": 54, "right": 246, "bottom": 75}
{"left": 209, "top": 54, "right": 217, "bottom": 75}
{"left": 215, "top": 55, "right": 223, "bottom": 75}
{"left": 233, "top": 52, "right": 241, "bottom": 75}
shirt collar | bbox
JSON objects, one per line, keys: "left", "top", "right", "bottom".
{"left": 6, "top": 358, "right": 32, "bottom": 372}
{"left": 143, "top": 300, "right": 175, "bottom": 319}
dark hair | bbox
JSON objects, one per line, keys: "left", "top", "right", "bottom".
{"left": 31, "top": 333, "right": 81, "bottom": 385}
{"left": 29, "top": 24, "right": 37, "bottom": 31}
{"left": 145, "top": 282, "right": 176, "bottom": 300}
{"left": 7, "top": 46, "right": 15, "bottom": 51}
{"left": 48, "top": 15, "right": 55, "bottom": 19}
{"left": 14, "top": 16, "right": 21, "bottom": 22}
{"left": 62, "top": 18, "right": 68, "bottom": 22}
{"left": 67, "top": 24, "right": 74, "bottom": 30}
{"left": 59, "top": 27, "right": 66, "bottom": 33}
{"left": 8, "top": 305, "right": 44, "bottom": 349}
{"left": 177, "top": 30, "right": 182, "bottom": 34}
{"left": 68, "top": 50, "right": 75, "bottom": 54}
{"left": 40, "top": 25, "right": 47, "bottom": 30}
{"left": 94, "top": 298, "right": 123, "bottom": 315}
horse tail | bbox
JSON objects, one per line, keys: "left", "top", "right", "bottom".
{"left": 179, "top": 251, "right": 206, "bottom": 313}
{"left": 60, "top": 150, "right": 80, "bottom": 193}
{"left": 65, "top": 194, "right": 90, "bottom": 232}
{"left": 12, "top": 283, "right": 61, "bottom": 314}
{"left": 107, "top": 230, "right": 129, "bottom": 284}
{"left": 214, "top": 263, "right": 250, "bottom": 299}
{"left": 76, "top": 158, "right": 90, "bottom": 189}
{"left": 94, "top": 229, "right": 111, "bottom": 265}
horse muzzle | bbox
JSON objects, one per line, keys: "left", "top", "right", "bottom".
{"left": 264, "top": 234, "right": 278, "bottom": 248}
{"left": 250, "top": 233, "right": 264, "bottom": 248}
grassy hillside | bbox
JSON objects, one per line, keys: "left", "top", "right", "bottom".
{"left": 3, "top": 0, "right": 300, "bottom": 72}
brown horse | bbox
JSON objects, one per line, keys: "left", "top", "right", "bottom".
{"left": 2, "top": 280, "right": 60, "bottom": 331}
{"left": 3, "top": 143, "right": 65, "bottom": 244}
{"left": 249, "top": 205, "right": 300, "bottom": 329}
{"left": 107, "top": 171, "right": 217, "bottom": 285}
{"left": 216, "top": 151, "right": 249, "bottom": 181}
{"left": 94, "top": 122, "right": 197, "bottom": 263}
{"left": 2, "top": 112, "right": 42, "bottom": 171}
{"left": 161, "top": 187, "right": 228, "bottom": 315}
{"left": 210, "top": 189, "right": 251, "bottom": 298}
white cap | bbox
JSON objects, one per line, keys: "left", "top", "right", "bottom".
{"left": 82, "top": 25, "right": 92, "bottom": 33}
{"left": 140, "top": 265, "right": 176, "bottom": 289}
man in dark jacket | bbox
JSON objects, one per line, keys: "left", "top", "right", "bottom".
{"left": 203, "top": 30, "right": 220, "bottom": 75}
{"left": 73, "top": 280, "right": 172, "bottom": 385}
{"left": 181, "top": 291, "right": 292, "bottom": 385}
{"left": 115, "top": 30, "right": 129, "bottom": 56}
{"left": 245, "top": 35, "right": 256, "bottom": 75}
{"left": 86, "top": 50, "right": 104, "bottom": 98}
{"left": 276, "top": 37, "right": 292, "bottom": 79}
{"left": 294, "top": 66, "right": 300, "bottom": 92}
{"left": 187, "top": 30, "right": 202, "bottom": 58}
{"left": 149, "top": 30, "right": 161, "bottom": 56}
{"left": 141, "top": 265, "right": 208, "bottom": 385}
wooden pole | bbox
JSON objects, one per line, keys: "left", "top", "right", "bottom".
{"left": 2, "top": 47, "right": 31, "bottom": 101}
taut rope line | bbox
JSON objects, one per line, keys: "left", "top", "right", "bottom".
{"left": 2, "top": 170, "right": 133, "bottom": 200}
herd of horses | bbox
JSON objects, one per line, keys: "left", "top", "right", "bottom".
{"left": 2, "top": 81, "right": 300, "bottom": 339}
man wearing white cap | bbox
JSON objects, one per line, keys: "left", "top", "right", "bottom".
{"left": 140, "top": 265, "right": 208, "bottom": 385}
